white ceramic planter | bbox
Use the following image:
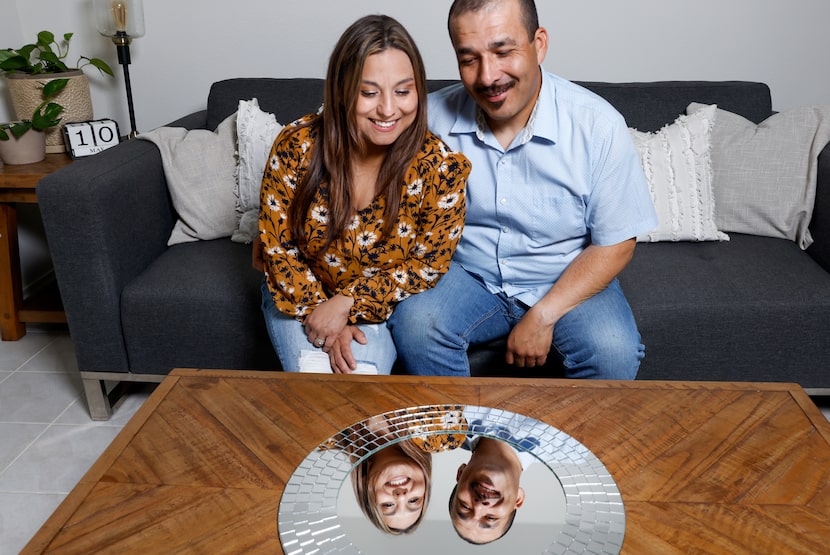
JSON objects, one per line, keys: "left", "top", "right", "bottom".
{"left": 0, "top": 128, "right": 46, "bottom": 165}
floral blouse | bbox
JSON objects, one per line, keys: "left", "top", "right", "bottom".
{"left": 259, "top": 114, "right": 470, "bottom": 323}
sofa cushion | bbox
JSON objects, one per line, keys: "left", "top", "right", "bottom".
{"left": 121, "top": 239, "right": 279, "bottom": 374}
{"left": 688, "top": 103, "right": 830, "bottom": 249}
{"left": 620, "top": 234, "right": 830, "bottom": 388}
{"left": 631, "top": 104, "right": 728, "bottom": 242}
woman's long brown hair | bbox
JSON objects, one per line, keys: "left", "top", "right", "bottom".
{"left": 287, "top": 15, "right": 429, "bottom": 255}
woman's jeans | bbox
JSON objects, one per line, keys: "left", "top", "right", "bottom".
{"left": 261, "top": 280, "right": 396, "bottom": 374}
{"left": 386, "top": 264, "right": 644, "bottom": 379}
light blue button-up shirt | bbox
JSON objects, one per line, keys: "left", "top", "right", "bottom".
{"left": 428, "top": 70, "right": 657, "bottom": 307}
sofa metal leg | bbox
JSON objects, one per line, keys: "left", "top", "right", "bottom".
{"left": 82, "top": 377, "right": 113, "bottom": 421}
{"left": 80, "top": 371, "right": 168, "bottom": 421}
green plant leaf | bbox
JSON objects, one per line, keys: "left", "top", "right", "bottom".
{"left": 86, "top": 57, "right": 114, "bottom": 77}
{"left": 0, "top": 54, "right": 30, "bottom": 72}
{"left": 36, "top": 31, "right": 55, "bottom": 51}
{"left": 42, "top": 78, "right": 69, "bottom": 98}
{"left": 39, "top": 51, "right": 60, "bottom": 64}
{"left": 19, "top": 44, "right": 37, "bottom": 58}
{"left": 0, "top": 121, "right": 35, "bottom": 139}
{"left": 31, "top": 102, "right": 63, "bottom": 131}
{"left": 11, "top": 121, "right": 33, "bottom": 139}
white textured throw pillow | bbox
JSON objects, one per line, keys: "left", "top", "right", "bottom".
{"left": 631, "top": 103, "right": 728, "bottom": 242}
{"left": 234, "top": 98, "right": 283, "bottom": 244}
{"left": 687, "top": 102, "right": 830, "bottom": 249}
{"left": 139, "top": 114, "right": 238, "bottom": 246}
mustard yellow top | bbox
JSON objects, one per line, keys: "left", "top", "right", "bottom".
{"left": 259, "top": 115, "right": 470, "bottom": 323}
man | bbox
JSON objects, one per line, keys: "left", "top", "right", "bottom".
{"left": 450, "top": 436, "right": 527, "bottom": 544}
{"left": 388, "top": 0, "right": 657, "bottom": 378}
{"left": 449, "top": 407, "right": 541, "bottom": 544}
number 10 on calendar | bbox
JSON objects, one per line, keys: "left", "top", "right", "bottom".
{"left": 63, "top": 119, "right": 121, "bottom": 158}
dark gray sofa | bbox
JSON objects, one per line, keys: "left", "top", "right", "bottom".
{"left": 38, "top": 78, "right": 830, "bottom": 419}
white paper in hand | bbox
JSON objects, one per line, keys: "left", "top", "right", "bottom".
{"left": 298, "top": 350, "right": 378, "bottom": 375}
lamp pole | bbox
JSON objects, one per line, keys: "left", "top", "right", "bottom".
{"left": 112, "top": 30, "right": 138, "bottom": 138}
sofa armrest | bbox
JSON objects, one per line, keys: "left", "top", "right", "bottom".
{"left": 38, "top": 138, "right": 176, "bottom": 373}
{"left": 807, "top": 141, "right": 830, "bottom": 271}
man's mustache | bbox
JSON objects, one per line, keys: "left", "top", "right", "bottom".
{"left": 476, "top": 80, "right": 516, "bottom": 96}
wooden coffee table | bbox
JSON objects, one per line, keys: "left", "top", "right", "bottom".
{"left": 23, "top": 370, "right": 830, "bottom": 553}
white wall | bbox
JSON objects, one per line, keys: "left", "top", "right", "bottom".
{"left": 2, "top": 0, "right": 830, "bottom": 132}
{"left": 2, "top": 0, "right": 830, "bottom": 292}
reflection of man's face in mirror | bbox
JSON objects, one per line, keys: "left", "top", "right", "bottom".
{"left": 367, "top": 443, "right": 428, "bottom": 531}
{"left": 450, "top": 437, "right": 526, "bottom": 544}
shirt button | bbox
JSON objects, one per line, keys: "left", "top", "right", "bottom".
{"left": 500, "top": 198, "right": 507, "bottom": 206}
{"left": 502, "top": 227, "right": 510, "bottom": 233}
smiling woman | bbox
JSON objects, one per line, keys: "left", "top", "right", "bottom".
{"left": 318, "top": 406, "right": 467, "bottom": 534}
{"left": 257, "top": 14, "right": 470, "bottom": 376}
{"left": 355, "top": 439, "right": 431, "bottom": 533}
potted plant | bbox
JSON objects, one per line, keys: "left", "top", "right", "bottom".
{"left": 0, "top": 78, "right": 66, "bottom": 165}
{"left": 0, "top": 31, "right": 113, "bottom": 153}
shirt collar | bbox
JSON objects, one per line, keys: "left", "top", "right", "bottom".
{"left": 450, "top": 68, "right": 557, "bottom": 147}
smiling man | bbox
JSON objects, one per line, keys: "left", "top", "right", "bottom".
{"left": 388, "top": 0, "right": 657, "bottom": 378}
{"left": 449, "top": 435, "right": 528, "bottom": 544}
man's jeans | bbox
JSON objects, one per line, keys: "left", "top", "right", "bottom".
{"left": 387, "top": 264, "right": 644, "bottom": 379}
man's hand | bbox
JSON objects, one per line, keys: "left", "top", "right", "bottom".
{"left": 505, "top": 305, "right": 554, "bottom": 367}
{"left": 326, "top": 326, "right": 368, "bottom": 373}
{"left": 504, "top": 239, "right": 637, "bottom": 368}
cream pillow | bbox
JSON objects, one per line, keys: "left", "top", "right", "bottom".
{"left": 234, "top": 98, "right": 283, "bottom": 244}
{"left": 631, "top": 103, "right": 728, "bottom": 243}
{"left": 687, "top": 102, "right": 830, "bottom": 249}
{"left": 139, "top": 114, "right": 238, "bottom": 246}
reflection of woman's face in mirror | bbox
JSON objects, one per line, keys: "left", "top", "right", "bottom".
{"left": 450, "top": 437, "right": 526, "bottom": 544}
{"left": 352, "top": 439, "right": 433, "bottom": 535}
{"left": 368, "top": 443, "right": 428, "bottom": 530}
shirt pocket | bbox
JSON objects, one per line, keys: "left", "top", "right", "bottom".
{"left": 529, "top": 191, "right": 587, "bottom": 244}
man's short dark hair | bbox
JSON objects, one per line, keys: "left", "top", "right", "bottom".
{"left": 448, "top": 0, "right": 540, "bottom": 41}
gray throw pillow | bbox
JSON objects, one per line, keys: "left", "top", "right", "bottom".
{"left": 688, "top": 102, "right": 830, "bottom": 249}
{"left": 139, "top": 114, "right": 238, "bottom": 246}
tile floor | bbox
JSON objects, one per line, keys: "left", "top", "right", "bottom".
{"left": 0, "top": 326, "right": 154, "bottom": 555}
{"left": 1, "top": 326, "right": 829, "bottom": 554}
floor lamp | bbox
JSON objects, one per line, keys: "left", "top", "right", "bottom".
{"left": 94, "top": 0, "right": 145, "bottom": 138}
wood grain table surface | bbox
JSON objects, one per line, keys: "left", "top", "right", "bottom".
{"left": 22, "top": 370, "right": 830, "bottom": 554}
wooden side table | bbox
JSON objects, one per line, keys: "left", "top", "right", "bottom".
{"left": 0, "top": 153, "right": 73, "bottom": 340}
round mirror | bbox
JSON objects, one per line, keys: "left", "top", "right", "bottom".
{"left": 278, "top": 405, "right": 624, "bottom": 554}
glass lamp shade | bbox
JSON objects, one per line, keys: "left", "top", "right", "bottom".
{"left": 93, "top": 0, "right": 145, "bottom": 38}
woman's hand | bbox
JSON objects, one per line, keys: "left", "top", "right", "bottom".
{"left": 327, "top": 326, "right": 368, "bottom": 373}
{"left": 304, "top": 294, "right": 354, "bottom": 350}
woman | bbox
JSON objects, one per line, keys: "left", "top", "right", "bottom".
{"left": 351, "top": 438, "right": 433, "bottom": 534}
{"left": 259, "top": 15, "right": 470, "bottom": 374}
{"left": 323, "top": 405, "right": 467, "bottom": 534}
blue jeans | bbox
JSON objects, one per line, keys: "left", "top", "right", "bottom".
{"left": 387, "top": 264, "right": 643, "bottom": 379}
{"left": 261, "top": 280, "right": 396, "bottom": 374}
